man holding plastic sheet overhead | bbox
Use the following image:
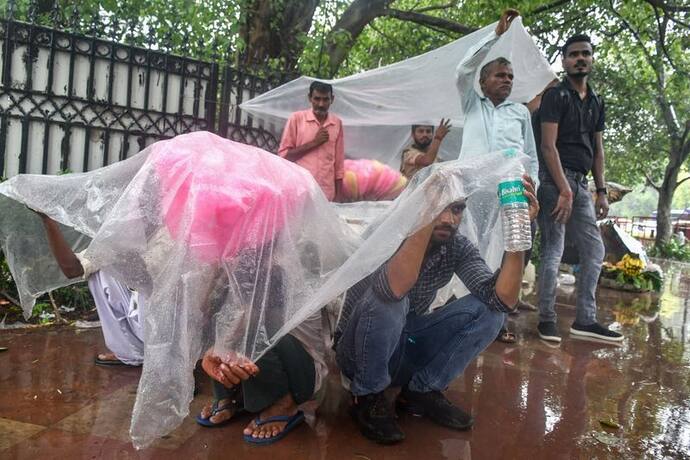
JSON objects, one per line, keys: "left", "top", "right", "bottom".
{"left": 455, "top": 9, "right": 540, "bottom": 344}
{"left": 455, "top": 9, "right": 538, "bottom": 180}
{"left": 278, "top": 81, "right": 345, "bottom": 201}
{"left": 333, "top": 168, "right": 540, "bottom": 445}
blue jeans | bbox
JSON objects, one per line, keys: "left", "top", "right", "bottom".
{"left": 536, "top": 172, "right": 604, "bottom": 325}
{"left": 335, "top": 288, "right": 504, "bottom": 396}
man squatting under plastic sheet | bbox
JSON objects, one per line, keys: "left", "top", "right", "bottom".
{"left": 195, "top": 10, "right": 539, "bottom": 446}
{"left": 37, "top": 212, "right": 144, "bottom": 366}
{"left": 192, "top": 165, "right": 540, "bottom": 449}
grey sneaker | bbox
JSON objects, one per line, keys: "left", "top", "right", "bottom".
{"left": 570, "top": 322, "right": 623, "bottom": 342}
{"left": 538, "top": 322, "right": 562, "bottom": 343}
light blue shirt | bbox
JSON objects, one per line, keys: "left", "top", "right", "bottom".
{"left": 455, "top": 32, "right": 539, "bottom": 183}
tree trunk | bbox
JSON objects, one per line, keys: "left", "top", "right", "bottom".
{"left": 325, "top": 0, "right": 392, "bottom": 77}
{"left": 655, "top": 150, "right": 681, "bottom": 246}
{"left": 239, "top": 0, "right": 319, "bottom": 71}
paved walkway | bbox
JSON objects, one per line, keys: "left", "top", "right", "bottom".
{"left": 1, "top": 262, "right": 689, "bottom": 459}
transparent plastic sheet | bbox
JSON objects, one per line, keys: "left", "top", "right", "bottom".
{"left": 0, "top": 152, "right": 150, "bottom": 314}
{"left": 240, "top": 18, "right": 555, "bottom": 167}
{"left": 341, "top": 159, "right": 407, "bottom": 202}
{"left": 0, "top": 134, "right": 528, "bottom": 448}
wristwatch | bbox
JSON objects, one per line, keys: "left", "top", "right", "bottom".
{"left": 596, "top": 187, "right": 608, "bottom": 195}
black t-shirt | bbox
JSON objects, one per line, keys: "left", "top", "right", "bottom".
{"left": 533, "top": 79, "right": 605, "bottom": 175}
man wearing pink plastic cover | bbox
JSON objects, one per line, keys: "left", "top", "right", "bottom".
{"left": 279, "top": 81, "right": 345, "bottom": 201}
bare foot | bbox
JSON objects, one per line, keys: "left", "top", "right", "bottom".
{"left": 199, "top": 398, "right": 238, "bottom": 425}
{"left": 243, "top": 393, "right": 299, "bottom": 440}
{"left": 97, "top": 352, "right": 120, "bottom": 362}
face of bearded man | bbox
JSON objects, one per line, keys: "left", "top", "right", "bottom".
{"left": 412, "top": 125, "right": 434, "bottom": 149}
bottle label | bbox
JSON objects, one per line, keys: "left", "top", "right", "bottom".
{"left": 502, "top": 148, "right": 518, "bottom": 158}
{"left": 498, "top": 180, "right": 528, "bottom": 206}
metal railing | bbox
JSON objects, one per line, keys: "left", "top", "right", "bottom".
{"left": 0, "top": 0, "right": 293, "bottom": 177}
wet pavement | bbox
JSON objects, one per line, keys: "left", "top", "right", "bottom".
{"left": 1, "top": 261, "right": 689, "bottom": 459}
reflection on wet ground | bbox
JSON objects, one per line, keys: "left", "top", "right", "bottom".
{"left": 1, "top": 261, "right": 689, "bottom": 459}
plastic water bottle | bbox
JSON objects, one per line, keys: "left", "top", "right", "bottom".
{"left": 498, "top": 167, "right": 532, "bottom": 252}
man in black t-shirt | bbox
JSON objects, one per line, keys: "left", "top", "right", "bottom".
{"left": 533, "top": 34, "right": 623, "bottom": 344}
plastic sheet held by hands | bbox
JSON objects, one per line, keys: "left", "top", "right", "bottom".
{"left": 0, "top": 133, "right": 529, "bottom": 448}
{"left": 240, "top": 17, "right": 555, "bottom": 168}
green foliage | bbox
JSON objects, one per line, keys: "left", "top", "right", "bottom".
{"left": 648, "top": 238, "right": 690, "bottom": 262}
{"left": 0, "top": 249, "right": 20, "bottom": 301}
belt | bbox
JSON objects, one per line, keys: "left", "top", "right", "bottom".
{"left": 563, "top": 169, "right": 587, "bottom": 183}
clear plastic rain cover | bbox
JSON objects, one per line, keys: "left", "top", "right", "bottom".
{"left": 240, "top": 17, "right": 556, "bottom": 167}
{"left": 0, "top": 131, "right": 529, "bottom": 447}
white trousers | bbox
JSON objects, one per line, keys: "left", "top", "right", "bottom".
{"left": 88, "top": 270, "right": 144, "bottom": 365}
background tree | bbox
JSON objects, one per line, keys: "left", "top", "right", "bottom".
{"left": 5, "top": 0, "right": 690, "bottom": 249}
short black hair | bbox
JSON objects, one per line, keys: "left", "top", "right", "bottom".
{"left": 561, "top": 34, "right": 594, "bottom": 55}
{"left": 479, "top": 57, "right": 511, "bottom": 82}
{"left": 411, "top": 124, "right": 434, "bottom": 132}
{"left": 309, "top": 80, "right": 333, "bottom": 96}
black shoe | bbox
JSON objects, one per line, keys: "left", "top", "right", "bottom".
{"left": 537, "top": 321, "right": 562, "bottom": 343}
{"left": 570, "top": 322, "right": 623, "bottom": 342}
{"left": 350, "top": 392, "right": 405, "bottom": 444}
{"left": 397, "top": 387, "right": 473, "bottom": 430}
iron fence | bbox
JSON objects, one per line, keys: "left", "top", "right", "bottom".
{"left": 0, "top": 0, "right": 292, "bottom": 177}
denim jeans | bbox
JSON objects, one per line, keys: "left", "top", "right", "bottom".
{"left": 335, "top": 288, "right": 504, "bottom": 396}
{"left": 536, "top": 172, "right": 604, "bottom": 325}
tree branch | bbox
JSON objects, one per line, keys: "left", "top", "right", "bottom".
{"left": 676, "top": 175, "right": 690, "bottom": 188}
{"left": 652, "top": 6, "right": 686, "bottom": 76}
{"left": 368, "top": 22, "right": 417, "bottom": 57}
{"left": 608, "top": 1, "right": 680, "bottom": 140}
{"left": 48, "top": 291, "right": 67, "bottom": 324}
{"left": 412, "top": 2, "right": 457, "bottom": 14}
{"left": 644, "top": 171, "right": 662, "bottom": 191}
{"left": 644, "top": 0, "right": 690, "bottom": 13}
{"left": 325, "top": 0, "right": 392, "bottom": 76}
{"left": 382, "top": 8, "right": 476, "bottom": 35}
{"left": 528, "top": 0, "right": 573, "bottom": 16}
{"left": 0, "top": 290, "right": 21, "bottom": 309}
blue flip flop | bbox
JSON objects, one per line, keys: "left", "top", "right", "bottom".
{"left": 196, "top": 398, "right": 242, "bottom": 428}
{"left": 243, "top": 410, "right": 305, "bottom": 445}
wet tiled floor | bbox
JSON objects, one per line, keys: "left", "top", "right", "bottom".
{"left": 1, "top": 261, "right": 689, "bottom": 459}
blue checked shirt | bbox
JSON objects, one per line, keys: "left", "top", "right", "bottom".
{"left": 334, "top": 234, "right": 511, "bottom": 345}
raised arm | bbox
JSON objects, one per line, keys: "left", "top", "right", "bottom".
{"left": 414, "top": 119, "right": 452, "bottom": 168}
{"left": 455, "top": 32, "right": 499, "bottom": 105}
{"left": 38, "top": 214, "right": 84, "bottom": 279}
{"left": 455, "top": 9, "right": 519, "bottom": 105}
{"left": 386, "top": 222, "right": 435, "bottom": 299}
{"left": 494, "top": 174, "right": 539, "bottom": 306}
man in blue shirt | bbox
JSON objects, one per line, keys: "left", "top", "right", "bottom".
{"left": 455, "top": 10, "right": 538, "bottom": 181}
{"left": 456, "top": 9, "right": 539, "bottom": 342}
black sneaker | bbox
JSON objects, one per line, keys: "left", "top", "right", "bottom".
{"left": 350, "top": 392, "right": 405, "bottom": 444}
{"left": 397, "top": 387, "right": 473, "bottom": 430}
{"left": 538, "top": 321, "right": 562, "bottom": 343}
{"left": 570, "top": 322, "right": 623, "bottom": 342}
